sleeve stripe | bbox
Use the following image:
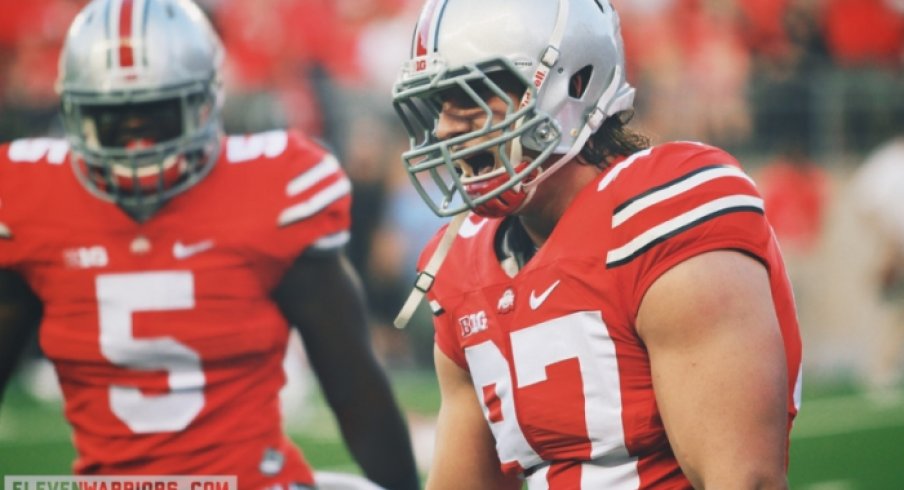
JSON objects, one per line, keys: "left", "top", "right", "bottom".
{"left": 0, "top": 222, "right": 11, "bottom": 239}
{"left": 612, "top": 165, "right": 753, "bottom": 227}
{"left": 278, "top": 177, "right": 351, "bottom": 226}
{"left": 286, "top": 155, "right": 341, "bottom": 197}
{"left": 597, "top": 147, "right": 653, "bottom": 192}
{"left": 310, "top": 230, "right": 350, "bottom": 251}
{"left": 606, "top": 194, "right": 764, "bottom": 267}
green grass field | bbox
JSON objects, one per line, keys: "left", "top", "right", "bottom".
{"left": 1, "top": 369, "right": 903, "bottom": 488}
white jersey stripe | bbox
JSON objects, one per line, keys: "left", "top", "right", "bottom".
{"left": 0, "top": 222, "right": 11, "bottom": 239}
{"left": 310, "top": 230, "right": 350, "bottom": 251}
{"left": 612, "top": 165, "right": 754, "bottom": 227}
{"left": 606, "top": 194, "right": 764, "bottom": 267}
{"left": 278, "top": 177, "right": 351, "bottom": 226}
{"left": 286, "top": 155, "right": 341, "bottom": 197}
{"left": 597, "top": 147, "right": 653, "bottom": 192}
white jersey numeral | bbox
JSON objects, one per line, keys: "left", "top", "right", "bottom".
{"left": 96, "top": 272, "right": 205, "bottom": 433}
{"left": 465, "top": 311, "right": 638, "bottom": 483}
{"left": 226, "top": 130, "right": 289, "bottom": 163}
{"left": 465, "top": 342, "right": 541, "bottom": 469}
{"left": 8, "top": 138, "right": 68, "bottom": 164}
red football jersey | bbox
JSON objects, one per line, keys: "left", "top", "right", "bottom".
{"left": 420, "top": 142, "right": 803, "bottom": 489}
{"left": 0, "top": 130, "right": 352, "bottom": 489}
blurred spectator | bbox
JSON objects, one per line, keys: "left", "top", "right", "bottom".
{"left": 758, "top": 146, "right": 830, "bottom": 255}
{"left": 737, "top": 0, "right": 792, "bottom": 60}
{"left": 747, "top": 0, "right": 827, "bottom": 158}
{"left": 0, "top": 0, "right": 84, "bottom": 138}
{"left": 215, "top": 0, "right": 327, "bottom": 134}
{"left": 847, "top": 136, "right": 904, "bottom": 393}
{"left": 813, "top": 0, "right": 904, "bottom": 155}
{"left": 822, "top": 0, "right": 904, "bottom": 67}
{"left": 614, "top": 0, "right": 752, "bottom": 146}
{"left": 803, "top": 135, "right": 904, "bottom": 390}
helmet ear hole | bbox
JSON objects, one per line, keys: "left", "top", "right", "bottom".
{"left": 569, "top": 65, "right": 594, "bottom": 99}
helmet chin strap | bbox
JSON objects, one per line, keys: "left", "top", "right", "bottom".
{"left": 394, "top": 211, "right": 467, "bottom": 329}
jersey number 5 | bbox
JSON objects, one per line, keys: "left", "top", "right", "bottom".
{"left": 96, "top": 272, "right": 204, "bottom": 433}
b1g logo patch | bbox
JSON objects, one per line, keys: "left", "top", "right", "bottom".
{"left": 64, "top": 245, "right": 109, "bottom": 269}
{"left": 459, "top": 310, "right": 488, "bottom": 338}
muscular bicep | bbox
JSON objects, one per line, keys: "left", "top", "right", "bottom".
{"left": 637, "top": 250, "right": 789, "bottom": 488}
{"left": 427, "top": 346, "right": 521, "bottom": 490}
{"left": 0, "top": 269, "right": 42, "bottom": 403}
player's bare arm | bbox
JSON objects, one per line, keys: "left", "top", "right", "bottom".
{"left": 637, "top": 250, "right": 790, "bottom": 489}
{"left": 273, "top": 251, "right": 420, "bottom": 490}
{"left": 427, "top": 346, "right": 521, "bottom": 490}
{"left": 0, "top": 269, "right": 42, "bottom": 406}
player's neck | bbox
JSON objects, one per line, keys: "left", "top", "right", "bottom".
{"left": 517, "top": 161, "right": 602, "bottom": 247}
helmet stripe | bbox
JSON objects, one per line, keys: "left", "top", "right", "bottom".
{"left": 103, "top": 0, "right": 113, "bottom": 68}
{"left": 139, "top": 0, "right": 150, "bottom": 66}
{"left": 413, "top": 0, "right": 448, "bottom": 57}
{"left": 118, "top": 0, "right": 135, "bottom": 67}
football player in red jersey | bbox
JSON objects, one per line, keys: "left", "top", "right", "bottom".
{"left": 391, "top": 0, "right": 803, "bottom": 488}
{"left": 0, "top": 1, "right": 419, "bottom": 489}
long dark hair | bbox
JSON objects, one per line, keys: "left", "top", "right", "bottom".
{"left": 579, "top": 116, "right": 651, "bottom": 169}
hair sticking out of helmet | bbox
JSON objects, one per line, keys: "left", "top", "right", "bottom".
{"left": 57, "top": 0, "right": 224, "bottom": 221}
{"left": 392, "top": 0, "right": 635, "bottom": 218}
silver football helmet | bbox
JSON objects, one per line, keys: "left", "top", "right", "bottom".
{"left": 57, "top": 0, "right": 224, "bottom": 220}
{"left": 393, "top": 0, "right": 635, "bottom": 217}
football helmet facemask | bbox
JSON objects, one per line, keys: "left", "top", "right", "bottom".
{"left": 57, "top": 0, "right": 224, "bottom": 221}
{"left": 393, "top": 0, "right": 636, "bottom": 217}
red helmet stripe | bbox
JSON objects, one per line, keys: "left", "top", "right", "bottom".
{"left": 118, "top": 0, "right": 135, "bottom": 67}
{"left": 413, "top": 0, "right": 447, "bottom": 57}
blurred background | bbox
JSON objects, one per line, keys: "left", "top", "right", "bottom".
{"left": 1, "top": 0, "right": 904, "bottom": 487}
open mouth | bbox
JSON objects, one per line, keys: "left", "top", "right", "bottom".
{"left": 459, "top": 151, "right": 498, "bottom": 179}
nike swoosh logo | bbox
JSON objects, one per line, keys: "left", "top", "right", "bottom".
{"left": 173, "top": 240, "right": 215, "bottom": 260}
{"left": 458, "top": 216, "right": 489, "bottom": 238}
{"left": 529, "top": 280, "right": 561, "bottom": 310}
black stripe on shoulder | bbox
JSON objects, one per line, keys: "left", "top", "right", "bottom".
{"left": 606, "top": 206, "right": 764, "bottom": 269}
{"left": 613, "top": 164, "right": 728, "bottom": 215}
